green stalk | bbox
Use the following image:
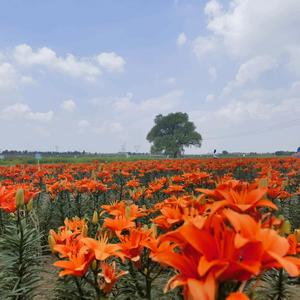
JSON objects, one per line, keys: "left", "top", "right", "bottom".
{"left": 16, "top": 207, "right": 25, "bottom": 300}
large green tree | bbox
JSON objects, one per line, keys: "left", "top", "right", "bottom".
{"left": 146, "top": 112, "right": 202, "bottom": 158}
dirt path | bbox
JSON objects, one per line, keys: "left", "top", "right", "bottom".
{"left": 35, "top": 256, "right": 57, "bottom": 300}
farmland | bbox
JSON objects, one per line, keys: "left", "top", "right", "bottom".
{"left": 0, "top": 157, "right": 300, "bottom": 299}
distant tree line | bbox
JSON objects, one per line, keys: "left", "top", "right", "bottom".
{"left": 274, "top": 151, "right": 294, "bottom": 156}
{"left": 0, "top": 150, "right": 152, "bottom": 157}
{"left": 1, "top": 150, "right": 86, "bottom": 157}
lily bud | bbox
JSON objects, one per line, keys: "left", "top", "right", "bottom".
{"left": 27, "top": 199, "right": 33, "bottom": 212}
{"left": 92, "top": 260, "right": 98, "bottom": 271}
{"left": 142, "top": 224, "right": 148, "bottom": 232}
{"left": 150, "top": 223, "right": 157, "bottom": 238}
{"left": 48, "top": 235, "right": 56, "bottom": 254}
{"left": 295, "top": 229, "right": 300, "bottom": 242}
{"left": 280, "top": 220, "right": 291, "bottom": 235}
{"left": 16, "top": 189, "right": 24, "bottom": 209}
{"left": 259, "top": 178, "right": 268, "bottom": 188}
{"left": 82, "top": 224, "right": 88, "bottom": 237}
{"left": 92, "top": 211, "right": 99, "bottom": 225}
{"left": 125, "top": 205, "right": 131, "bottom": 220}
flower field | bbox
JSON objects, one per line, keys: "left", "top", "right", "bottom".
{"left": 0, "top": 157, "right": 300, "bottom": 299}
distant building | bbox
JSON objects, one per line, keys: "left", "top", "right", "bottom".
{"left": 292, "top": 147, "right": 300, "bottom": 158}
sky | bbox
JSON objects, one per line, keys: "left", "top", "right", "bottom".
{"left": 0, "top": 0, "right": 299, "bottom": 154}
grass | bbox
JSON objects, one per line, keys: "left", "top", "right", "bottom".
{"left": 0, "top": 154, "right": 162, "bottom": 165}
{"left": 0, "top": 153, "right": 283, "bottom": 166}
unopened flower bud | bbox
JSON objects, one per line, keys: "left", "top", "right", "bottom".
{"left": 16, "top": 189, "right": 24, "bottom": 209}
{"left": 48, "top": 235, "right": 56, "bottom": 254}
{"left": 82, "top": 224, "right": 88, "bottom": 237}
{"left": 125, "top": 205, "right": 131, "bottom": 220}
{"left": 92, "top": 211, "right": 99, "bottom": 225}
{"left": 150, "top": 223, "right": 157, "bottom": 238}
{"left": 92, "top": 260, "right": 98, "bottom": 271}
{"left": 259, "top": 178, "right": 268, "bottom": 188}
{"left": 27, "top": 199, "right": 33, "bottom": 212}
{"left": 295, "top": 229, "right": 300, "bottom": 242}
{"left": 280, "top": 220, "right": 291, "bottom": 235}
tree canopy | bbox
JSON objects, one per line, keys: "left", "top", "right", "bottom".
{"left": 146, "top": 112, "right": 202, "bottom": 158}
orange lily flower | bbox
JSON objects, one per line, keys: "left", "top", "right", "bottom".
{"left": 98, "top": 261, "right": 127, "bottom": 293}
{"left": 103, "top": 216, "right": 136, "bottom": 234}
{"left": 197, "top": 180, "right": 277, "bottom": 213}
{"left": 226, "top": 292, "right": 250, "bottom": 300}
{"left": 81, "top": 234, "right": 124, "bottom": 261}
{"left": 118, "top": 228, "right": 152, "bottom": 262}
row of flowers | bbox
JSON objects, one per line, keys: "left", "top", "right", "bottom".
{"left": 0, "top": 157, "right": 299, "bottom": 299}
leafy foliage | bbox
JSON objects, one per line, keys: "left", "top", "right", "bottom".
{"left": 0, "top": 214, "right": 45, "bottom": 299}
{"left": 53, "top": 276, "right": 94, "bottom": 300}
{"left": 247, "top": 269, "right": 300, "bottom": 300}
{"left": 146, "top": 112, "right": 202, "bottom": 157}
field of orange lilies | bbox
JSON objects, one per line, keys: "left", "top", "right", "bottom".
{"left": 0, "top": 157, "right": 300, "bottom": 299}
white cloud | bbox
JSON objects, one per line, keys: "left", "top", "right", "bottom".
{"left": 91, "top": 121, "right": 124, "bottom": 135}
{"left": 215, "top": 100, "right": 272, "bottom": 121}
{"left": 78, "top": 120, "right": 90, "bottom": 128}
{"left": 204, "top": 0, "right": 300, "bottom": 60}
{"left": 113, "top": 90, "right": 183, "bottom": 115}
{"left": 0, "top": 52, "right": 5, "bottom": 62}
{"left": 206, "top": 94, "right": 216, "bottom": 102}
{"left": 1, "top": 103, "right": 53, "bottom": 121}
{"left": 61, "top": 99, "right": 76, "bottom": 112}
{"left": 208, "top": 66, "right": 217, "bottom": 81}
{"left": 27, "top": 111, "right": 53, "bottom": 121}
{"left": 291, "top": 81, "right": 300, "bottom": 92}
{"left": 139, "top": 90, "right": 182, "bottom": 113}
{"left": 167, "top": 77, "right": 176, "bottom": 85}
{"left": 192, "top": 86, "right": 300, "bottom": 141}
{"left": 14, "top": 44, "right": 101, "bottom": 81}
{"left": 77, "top": 119, "right": 90, "bottom": 134}
{"left": 34, "top": 127, "right": 50, "bottom": 137}
{"left": 96, "top": 52, "right": 126, "bottom": 73}
{"left": 193, "top": 36, "right": 217, "bottom": 59}
{"left": 177, "top": 32, "right": 187, "bottom": 46}
{"left": 287, "top": 46, "right": 300, "bottom": 75}
{"left": 204, "top": 0, "right": 222, "bottom": 17}
{"left": 114, "top": 93, "right": 133, "bottom": 111}
{"left": 223, "top": 56, "right": 277, "bottom": 94}
{"left": 0, "top": 62, "right": 33, "bottom": 90}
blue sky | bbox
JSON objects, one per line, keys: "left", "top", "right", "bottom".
{"left": 0, "top": 0, "right": 299, "bottom": 153}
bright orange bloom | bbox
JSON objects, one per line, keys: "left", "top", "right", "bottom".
{"left": 118, "top": 228, "right": 152, "bottom": 262}
{"left": 163, "top": 184, "right": 185, "bottom": 195}
{"left": 287, "top": 232, "right": 300, "bottom": 255}
{"left": 103, "top": 216, "right": 136, "bottom": 234}
{"left": 97, "top": 262, "right": 127, "bottom": 293}
{"left": 197, "top": 180, "right": 277, "bottom": 213}
{"left": 0, "top": 184, "right": 39, "bottom": 212}
{"left": 152, "top": 208, "right": 300, "bottom": 299}
{"left": 81, "top": 234, "right": 124, "bottom": 261}
{"left": 128, "top": 187, "right": 145, "bottom": 201}
{"left": 64, "top": 217, "right": 87, "bottom": 232}
{"left": 226, "top": 292, "right": 250, "bottom": 300}
{"left": 53, "top": 248, "right": 94, "bottom": 277}
{"left": 145, "top": 177, "right": 167, "bottom": 198}
{"left": 126, "top": 179, "right": 140, "bottom": 188}
{"left": 102, "top": 201, "right": 146, "bottom": 220}
{"left": 53, "top": 232, "right": 93, "bottom": 277}
{"left": 152, "top": 206, "right": 183, "bottom": 230}
{"left": 0, "top": 185, "right": 16, "bottom": 212}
